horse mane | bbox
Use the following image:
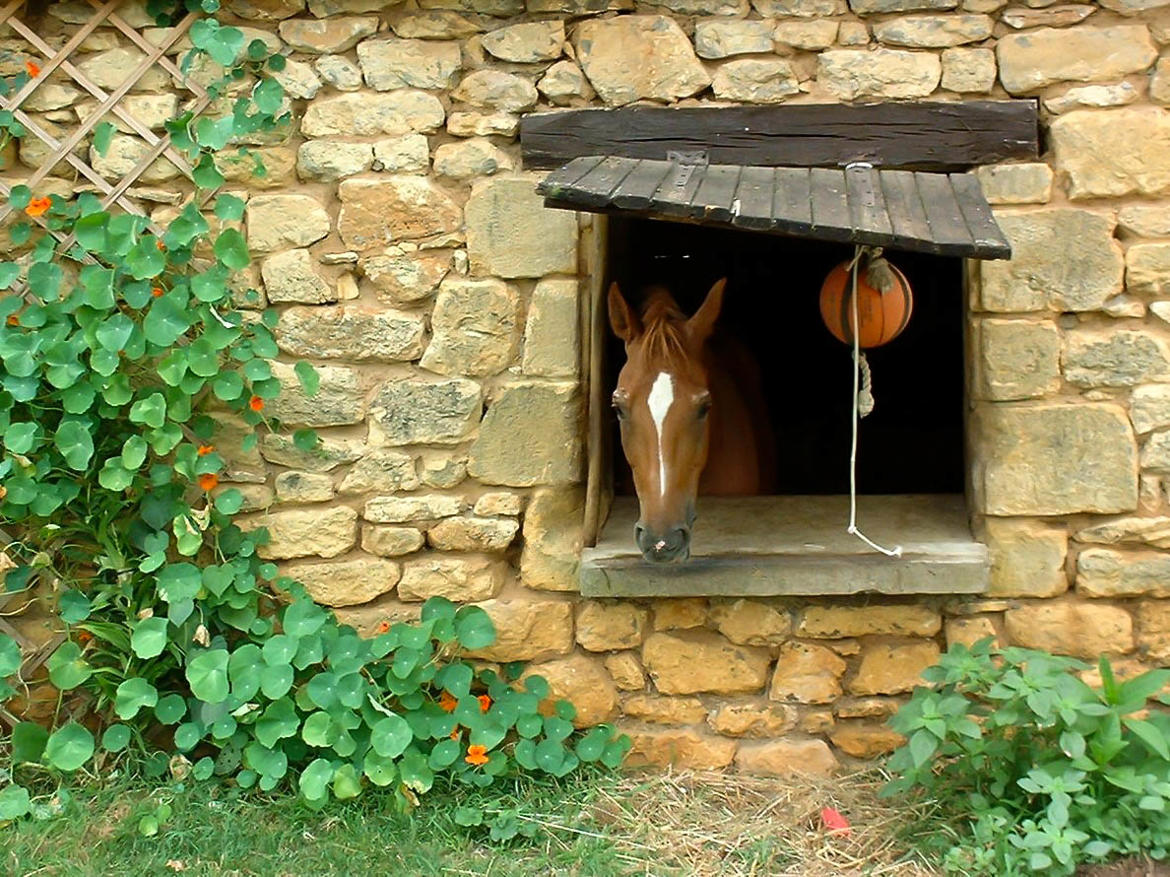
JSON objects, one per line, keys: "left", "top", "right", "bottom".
{"left": 638, "top": 288, "right": 690, "bottom": 366}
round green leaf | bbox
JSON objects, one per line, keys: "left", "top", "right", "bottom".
{"left": 53, "top": 421, "right": 94, "bottom": 471}
{"left": 255, "top": 697, "right": 300, "bottom": 749}
{"left": 214, "top": 488, "right": 243, "bottom": 515}
{"left": 454, "top": 607, "right": 495, "bottom": 650}
{"left": 363, "top": 751, "right": 397, "bottom": 787}
{"left": 57, "top": 590, "right": 91, "bottom": 624}
{"left": 131, "top": 616, "right": 170, "bottom": 659}
{"left": 0, "top": 633, "right": 23, "bottom": 676}
{"left": 115, "top": 677, "right": 159, "bottom": 720}
{"left": 155, "top": 694, "right": 187, "bottom": 725}
{"left": 43, "top": 722, "right": 95, "bottom": 772}
{"left": 575, "top": 728, "right": 609, "bottom": 762}
{"left": 293, "top": 361, "right": 319, "bottom": 396}
{"left": 121, "top": 435, "right": 148, "bottom": 470}
{"left": 298, "top": 758, "right": 334, "bottom": 802}
{"left": 95, "top": 313, "right": 134, "bottom": 352}
{"left": 174, "top": 722, "right": 203, "bottom": 751}
{"left": 245, "top": 742, "right": 288, "bottom": 780}
{"left": 332, "top": 763, "right": 361, "bottom": 800}
{"left": 186, "top": 649, "right": 230, "bottom": 704}
{"left": 259, "top": 663, "right": 294, "bottom": 700}
{"left": 47, "top": 641, "right": 92, "bottom": 690}
{"left": 428, "top": 737, "right": 460, "bottom": 770}
{"left": 6, "top": 422, "right": 38, "bottom": 454}
{"left": 101, "top": 724, "right": 132, "bottom": 753}
{"left": 371, "top": 714, "right": 412, "bottom": 759}
{"left": 213, "top": 228, "right": 250, "bottom": 270}
{"left": 0, "top": 785, "right": 31, "bottom": 820}
{"left": 534, "top": 738, "right": 564, "bottom": 773}
{"left": 11, "top": 722, "right": 48, "bottom": 764}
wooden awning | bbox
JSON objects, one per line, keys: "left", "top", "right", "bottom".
{"left": 537, "top": 155, "right": 1012, "bottom": 260}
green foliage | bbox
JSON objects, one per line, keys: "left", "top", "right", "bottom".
{"left": 0, "top": 0, "right": 625, "bottom": 822}
{"left": 883, "top": 639, "right": 1170, "bottom": 875}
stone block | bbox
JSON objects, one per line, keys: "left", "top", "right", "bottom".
{"left": 278, "top": 16, "right": 378, "bottom": 53}
{"left": 973, "top": 403, "right": 1137, "bottom": 515}
{"left": 520, "top": 486, "right": 584, "bottom": 592}
{"left": 1120, "top": 205, "right": 1170, "bottom": 238}
{"left": 364, "top": 494, "right": 465, "bottom": 523}
{"left": 622, "top": 693, "right": 706, "bottom": 724}
{"left": 1137, "top": 600, "right": 1170, "bottom": 662}
{"left": 420, "top": 0, "right": 523, "bottom": 14}
{"left": 1051, "top": 108, "right": 1170, "bottom": 199}
{"left": 835, "top": 697, "right": 899, "bottom": 719}
{"left": 797, "top": 604, "right": 941, "bottom": 637}
{"left": 452, "top": 70, "right": 538, "bottom": 113}
{"left": 356, "top": 37, "right": 462, "bottom": 91}
{"left": 944, "top": 616, "right": 998, "bottom": 648}
{"left": 1142, "top": 430, "right": 1170, "bottom": 474}
{"left": 709, "top": 701, "right": 797, "bottom": 737}
{"left": 1154, "top": 56, "right": 1170, "bottom": 105}
{"left": 420, "top": 277, "right": 521, "bottom": 377}
{"left": 978, "top": 210, "right": 1122, "bottom": 313}
{"left": 1127, "top": 243, "right": 1170, "bottom": 296}
{"left": 653, "top": 598, "right": 708, "bottom": 630}
{"left": 428, "top": 516, "right": 520, "bottom": 552}
{"left": 710, "top": 599, "right": 792, "bottom": 646}
{"left": 830, "top": 724, "right": 905, "bottom": 758}
{"left": 261, "top": 249, "right": 333, "bottom": 305}
{"left": 261, "top": 434, "right": 363, "bottom": 472}
{"left": 482, "top": 21, "right": 565, "bottom": 62}
{"left": 523, "top": 654, "right": 618, "bottom": 727}
{"left": 433, "top": 138, "right": 514, "bottom": 179}
{"left": 447, "top": 112, "right": 520, "bottom": 138}
{"left": 470, "top": 599, "right": 575, "bottom": 662}
{"left": 274, "top": 59, "right": 322, "bottom": 100}
{"left": 522, "top": 279, "right": 580, "bottom": 378}
{"left": 314, "top": 55, "right": 362, "bottom": 91}
{"left": 274, "top": 471, "right": 334, "bottom": 503}
{"left": 754, "top": 0, "right": 845, "bottom": 11}
{"left": 418, "top": 452, "right": 468, "bottom": 489}
{"left": 873, "top": 14, "right": 992, "bottom": 47}
{"left": 469, "top": 382, "right": 582, "bottom": 486}
{"left": 338, "top": 450, "right": 419, "bottom": 495}
{"left": 1064, "top": 329, "right": 1170, "bottom": 388}
{"left": 576, "top": 602, "right": 649, "bottom": 651}
{"left": 605, "top": 652, "right": 646, "bottom": 690}
{"left": 1128, "top": 385, "right": 1170, "bottom": 435}
{"left": 276, "top": 305, "right": 426, "bottom": 361}
{"left": 466, "top": 176, "right": 578, "bottom": 278}
{"left": 1077, "top": 548, "right": 1170, "bottom": 598}
{"left": 848, "top": 641, "right": 940, "bottom": 695}
{"left": 1045, "top": 83, "right": 1138, "bottom": 115}
{"left": 397, "top": 556, "right": 507, "bottom": 601}
{"left": 769, "top": 641, "right": 846, "bottom": 704}
{"left": 997, "top": 25, "right": 1156, "bottom": 94}
{"left": 302, "top": 91, "right": 445, "bottom": 137}
{"left": 361, "top": 252, "right": 450, "bottom": 305}
{"left": 361, "top": 525, "right": 425, "bottom": 557}
{"left": 1004, "top": 602, "right": 1134, "bottom": 657}
{"left": 694, "top": 20, "right": 775, "bottom": 58}
{"left": 973, "top": 163, "right": 1053, "bottom": 205}
{"left": 817, "top": 49, "right": 941, "bottom": 100}
{"left": 712, "top": 59, "right": 800, "bottom": 103}
{"left": 538, "top": 61, "right": 595, "bottom": 105}
{"left": 338, "top": 177, "right": 462, "bottom": 249}
{"left": 246, "top": 194, "right": 330, "bottom": 253}
{"left": 228, "top": 0, "right": 305, "bottom": 21}
{"left": 91, "top": 135, "right": 181, "bottom": 184}
{"left": 249, "top": 506, "right": 357, "bottom": 560}
{"left": 837, "top": 21, "right": 871, "bottom": 44}
{"left": 266, "top": 361, "right": 365, "bottom": 428}
{"left": 983, "top": 517, "right": 1068, "bottom": 597}
{"left": 284, "top": 556, "right": 399, "bottom": 607}
{"left": 640, "top": 0, "right": 745, "bottom": 11}
{"left": 214, "top": 146, "right": 297, "bottom": 191}
{"left": 734, "top": 739, "right": 838, "bottom": 777}
{"left": 474, "top": 492, "right": 523, "bottom": 516}
{"left": 624, "top": 727, "right": 738, "bottom": 770}
{"left": 940, "top": 47, "right": 997, "bottom": 92}
{"left": 773, "top": 20, "right": 839, "bottom": 50}
{"left": 574, "top": 16, "right": 710, "bottom": 106}
{"left": 370, "top": 377, "right": 482, "bottom": 445}
{"left": 975, "top": 319, "right": 1061, "bottom": 400}
{"left": 642, "top": 630, "right": 772, "bottom": 695}
{"left": 296, "top": 141, "right": 372, "bottom": 182}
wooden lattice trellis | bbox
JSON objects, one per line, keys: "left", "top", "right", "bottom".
{"left": 0, "top": 0, "right": 218, "bottom": 723}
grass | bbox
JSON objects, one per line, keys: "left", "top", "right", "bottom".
{"left": 4, "top": 767, "right": 937, "bottom": 877}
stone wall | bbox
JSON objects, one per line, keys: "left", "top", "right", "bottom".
{"left": 21, "top": 0, "right": 1170, "bottom": 774}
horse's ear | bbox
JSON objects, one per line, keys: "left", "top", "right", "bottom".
{"left": 687, "top": 278, "right": 726, "bottom": 343}
{"left": 608, "top": 282, "right": 641, "bottom": 343}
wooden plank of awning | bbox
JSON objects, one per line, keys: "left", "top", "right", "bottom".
{"left": 537, "top": 155, "right": 1012, "bottom": 260}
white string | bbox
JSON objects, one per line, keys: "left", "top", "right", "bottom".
{"left": 847, "top": 246, "right": 902, "bottom": 558}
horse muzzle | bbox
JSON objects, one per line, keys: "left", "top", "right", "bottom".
{"left": 634, "top": 522, "right": 691, "bottom": 564}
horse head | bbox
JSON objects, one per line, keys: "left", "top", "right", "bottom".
{"left": 608, "top": 278, "right": 726, "bottom": 564}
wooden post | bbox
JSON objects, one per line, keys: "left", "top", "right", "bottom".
{"left": 583, "top": 215, "right": 609, "bottom": 548}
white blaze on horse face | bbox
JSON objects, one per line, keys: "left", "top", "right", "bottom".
{"left": 647, "top": 371, "right": 674, "bottom": 500}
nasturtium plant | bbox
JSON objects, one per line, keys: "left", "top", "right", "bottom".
{"left": 0, "top": 0, "right": 627, "bottom": 819}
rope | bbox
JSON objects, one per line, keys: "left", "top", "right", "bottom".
{"left": 846, "top": 245, "right": 902, "bottom": 558}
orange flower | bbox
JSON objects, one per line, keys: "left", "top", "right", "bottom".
{"left": 197, "top": 472, "right": 219, "bottom": 491}
{"left": 449, "top": 728, "right": 461, "bottom": 740}
{"left": 465, "top": 744, "right": 489, "bottom": 767}
{"left": 6, "top": 314, "right": 18, "bottom": 326}
{"left": 25, "top": 197, "right": 51, "bottom": 217}
{"left": 248, "top": 395, "right": 264, "bottom": 412}
{"left": 438, "top": 691, "right": 457, "bottom": 713}
{"left": 24, "top": 60, "right": 39, "bottom": 78}
{"left": 77, "top": 630, "right": 92, "bottom": 645}
{"left": 156, "top": 240, "right": 166, "bottom": 252}
{"left": 151, "top": 287, "right": 164, "bottom": 298}
{"left": 477, "top": 694, "right": 491, "bottom": 713}
{"left": 377, "top": 620, "right": 390, "bottom": 634}
{"left": 197, "top": 444, "right": 214, "bottom": 456}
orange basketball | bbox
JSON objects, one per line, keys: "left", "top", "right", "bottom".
{"left": 818, "top": 260, "right": 913, "bottom": 349}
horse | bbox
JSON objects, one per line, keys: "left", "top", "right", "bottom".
{"left": 608, "top": 278, "right": 776, "bottom": 564}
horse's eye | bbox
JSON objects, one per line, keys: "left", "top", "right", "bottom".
{"left": 696, "top": 399, "right": 712, "bottom": 420}
{"left": 612, "top": 401, "right": 628, "bottom": 422}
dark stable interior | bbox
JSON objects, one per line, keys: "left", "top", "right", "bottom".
{"left": 605, "top": 215, "right": 965, "bottom": 497}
